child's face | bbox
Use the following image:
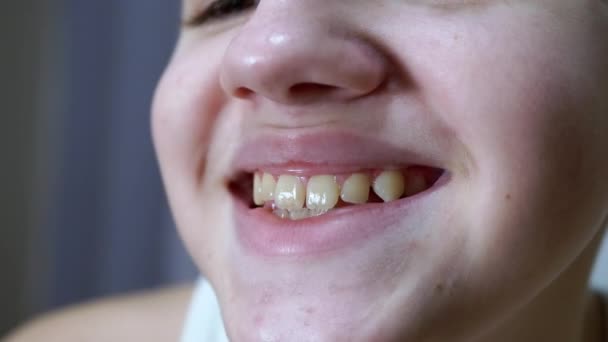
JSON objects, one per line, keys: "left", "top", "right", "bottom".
{"left": 153, "top": 1, "right": 608, "bottom": 341}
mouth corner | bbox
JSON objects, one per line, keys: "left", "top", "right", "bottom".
{"left": 228, "top": 171, "right": 257, "bottom": 209}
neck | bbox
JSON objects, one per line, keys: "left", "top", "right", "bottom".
{"left": 474, "top": 230, "right": 605, "bottom": 342}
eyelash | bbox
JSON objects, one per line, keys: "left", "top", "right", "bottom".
{"left": 187, "top": 0, "right": 259, "bottom": 26}
{"left": 185, "top": 0, "right": 482, "bottom": 27}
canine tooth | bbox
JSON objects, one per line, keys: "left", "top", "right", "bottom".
{"left": 306, "top": 175, "right": 339, "bottom": 210}
{"left": 405, "top": 172, "right": 427, "bottom": 196}
{"left": 253, "top": 173, "right": 264, "bottom": 206}
{"left": 261, "top": 173, "right": 276, "bottom": 202}
{"left": 373, "top": 171, "right": 405, "bottom": 202}
{"left": 274, "top": 175, "right": 305, "bottom": 210}
{"left": 340, "top": 173, "right": 370, "bottom": 204}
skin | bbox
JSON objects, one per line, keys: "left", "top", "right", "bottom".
{"left": 151, "top": 0, "right": 608, "bottom": 341}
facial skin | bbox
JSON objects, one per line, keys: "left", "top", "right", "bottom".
{"left": 152, "top": 1, "right": 608, "bottom": 341}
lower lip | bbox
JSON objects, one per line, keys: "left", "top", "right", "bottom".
{"left": 232, "top": 174, "right": 450, "bottom": 257}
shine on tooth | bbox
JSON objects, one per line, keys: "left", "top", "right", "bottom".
{"left": 340, "top": 173, "right": 370, "bottom": 204}
{"left": 306, "top": 175, "right": 339, "bottom": 210}
{"left": 253, "top": 172, "right": 264, "bottom": 206}
{"left": 373, "top": 170, "right": 405, "bottom": 202}
{"left": 261, "top": 173, "right": 276, "bottom": 202}
{"left": 274, "top": 175, "right": 305, "bottom": 210}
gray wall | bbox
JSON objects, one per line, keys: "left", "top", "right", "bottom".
{"left": 1, "top": 0, "right": 198, "bottom": 336}
{"left": 0, "top": 0, "right": 48, "bottom": 334}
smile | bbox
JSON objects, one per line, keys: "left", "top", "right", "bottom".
{"left": 228, "top": 131, "right": 451, "bottom": 257}
{"left": 245, "top": 166, "right": 442, "bottom": 220}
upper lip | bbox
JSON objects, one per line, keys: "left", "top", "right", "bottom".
{"left": 230, "top": 130, "right": 449, "bottom": 177}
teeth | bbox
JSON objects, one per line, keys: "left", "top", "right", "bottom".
{"left": 306, "top": 175, "right": 339, "bottom": 210}
{"left": 253, "top": 173, "right": 264, "bottom": 206}
{"left": 252, "top": 168, "right": 426, "bottom": 218}
{"left": 261, "top": 173, "right": 276, "bottom": 202}
{"left": 273, "top": 208, "right": 329, "bottom": 220}
{"left": 274, "top": 175, "right": 305, "bottom": 210}
{"left": 340, "top": 173, "right": 370, "bottom": 204}
{"left": 373, "top": 170, "right": 405, "bottom": 202}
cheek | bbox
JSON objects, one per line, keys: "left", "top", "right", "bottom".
{"left": 417, "top": 6, "right": 608, "bottom": 205}
{"left": 408, "top": 6, "right": 608, "bottom": 273}
{"left": 458, "top": 19, "right": 606, "bottom": 211}
{"left": 152, "top": 51, "right": 224, "bottom": 186}
{"left": 151, "top": 40, "right": 230, "bottom": 269}
{"left": 152, "top": 31, "right": 240, "bottom": 186}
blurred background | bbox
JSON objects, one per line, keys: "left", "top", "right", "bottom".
{"left": 1, "top": 0, "right": 608, "bottom": 338}
{"left": 1, "top": 0, "right": 198, "bottom": 336}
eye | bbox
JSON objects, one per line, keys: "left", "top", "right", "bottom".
{"left": 186, "top": 0, "right": 259, "bottom": 27}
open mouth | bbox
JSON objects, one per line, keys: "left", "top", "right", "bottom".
{"left": 229, "top": 165, "right": 444, "bottom": 221}
{"left": 226, "top": 132, "right": 451, "bottom": 256}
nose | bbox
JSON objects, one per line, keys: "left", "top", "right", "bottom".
{"left": 219, "top": 2, "right": 389, "bottom": 105}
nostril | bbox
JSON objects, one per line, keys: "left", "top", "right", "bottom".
{"left": 290, "top": 83, "right": 334, "bottom": 94}
{"left": 289, "top": 83, "right": 337, "bottom": 99}
{"left": 234, "top": 87, "right": 254, "bottom": 98}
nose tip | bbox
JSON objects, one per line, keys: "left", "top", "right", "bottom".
{"left": 220, "top": 17, "right": 388, "bottom": 104}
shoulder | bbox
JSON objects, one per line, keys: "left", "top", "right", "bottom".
{"left": 5, "top": 283, "right": 195, "bottom": 342}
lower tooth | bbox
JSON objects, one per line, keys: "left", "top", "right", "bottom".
{"left": 272, "top": 208, "right": 330, "bottom": 220}
{"left": 273, "top": 208, "right": 290, "bottom": 219}
{"left": 309, "top": 208, "right": 329, "bottom": 216}
{"left": 288, "top": 209, "right": 310, "bottom": 220}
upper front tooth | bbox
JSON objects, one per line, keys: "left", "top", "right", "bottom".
{"left": 253, "top": 172, "right": 264, "bottom": 206}
{"left": 306, "top": 175, "right": 339, "bottom": 210}
{"left": 261, "top": 173, "right": 276, "bottom": 202}
{"left": 340, "top": 173, "right": 370, "bottom": 204}
{"left": 274, "top": 175, "right": 305, "bottom": 210}
{"left": 373, "top": 170, "right": 405, "bottom": 202}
